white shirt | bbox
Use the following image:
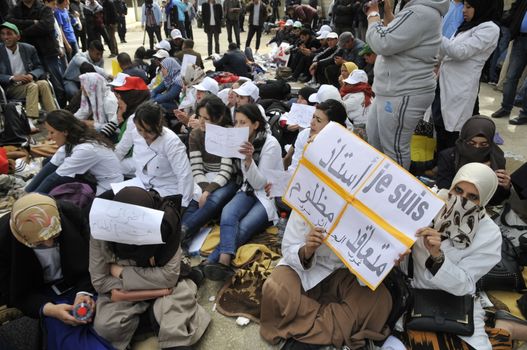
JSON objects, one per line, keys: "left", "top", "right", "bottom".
{"left": 50, "top": 143, "right": 124, "bottom": 195}
{"left": 288, "top": 128, "right": 310, "bottom": 175}
{"left": 209, "top": 3, "right": 216, "bottom": 25}
{"left": 6, "top": 45, "right": 25, "bottom": 77}
{"left": 252, "top": 2, "right": 260, "bottom": 25}
{"left": 115, "top": 116, "right": 194, "bottom": 205}
{"left": 240, "top": 135, "right": 283, "bottom": 223}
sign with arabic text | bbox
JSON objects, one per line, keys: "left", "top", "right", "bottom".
{"left": 283, "top": 122, "right": 444, "bottom": 289}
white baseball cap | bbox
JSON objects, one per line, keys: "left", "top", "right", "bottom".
{"left": 108, "top": 72, "right": 130, "bottom": 87}
{"left": 194, "top": 77, "right": 219, "bottom": 95}
{"left": 154, "top": 39, "right": 171, "bottom": 51}
{"left": 343, "top": 69, "right": 369, "bottom": 85}
{"left": 171, "top": 29, "right": 183, "bottom": 39}
{"left": 153, "top": 49, "right": 170, "bottom": 59}
{"left": 316, "top": 25, "right": 333, "bottom": 35}
{"left": 308, "top": 84, "right": 342, "bottom": 103}
{"left": 326, "top": 32, "right": 339, "bottom": 39}
{"left": 285, "top": 19, "right": 294, "bottom": 26}
{"left": 316, "top": 31, "right": 329, "bottom": 40}
{"left": 293, "top": 21, "right": 302, "bottom": 28}
{"left": 233, "top": 81, "right": 260, "bottom": 102}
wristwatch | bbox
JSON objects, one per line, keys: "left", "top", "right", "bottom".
{"left": 367, "top": 11, "right": 380, "bottom": 19}
{"left": 430, "top": 251, "right": 445, "bottom": 264}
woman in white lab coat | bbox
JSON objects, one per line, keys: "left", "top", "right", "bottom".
{"left": 202, "top": 103, "right": 284, "bottom": 281}
{"left": 113, "top": 101, "right": 194, "bottom": 207}
{"left": 434, "top": 0, "right": 499, "bottom": 150}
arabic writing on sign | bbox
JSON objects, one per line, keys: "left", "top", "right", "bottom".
{"left": 285, "top": 164, "right": 347, "bottom": 231}
{"left": 327, "top": 205, "right": 408, "bottom": 289}
{"left": 89, "top": 198, "right": 165, "bottom": 245}
{"left": 303, "top": 123, "right": 382, "bottom": 193}
{"left": 204, "top": 124, "right": 249, "bottom": 159}
{"left": 287, "top": 103, "right": 316, "bottom": 128}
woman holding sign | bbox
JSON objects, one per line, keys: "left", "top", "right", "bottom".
{"left": 89, "top": 187, "right": 210, "bottom": 350}
{"left": 395, "top": 163, "right": 513, "bottom": 350}
{"left": 0, "top": 193, "right": 112, "bottom": 349}
{"left": 181, "top": 96, "right": 240, "bottom": 249}
{"left": 203, "top": 104, "right": 283, "bottom": 281}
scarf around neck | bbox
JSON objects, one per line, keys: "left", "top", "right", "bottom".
{"left": 340, "top": 82, "right": 374, "bottom": 107}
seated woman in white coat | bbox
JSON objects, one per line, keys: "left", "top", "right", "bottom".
{"left": 25, "top": 110, "right": 123, "bottom": 195}
{"left": 113, "top": 101, "right": 194, "bottom": 208}
{"left": 339, "top": 69, "right": 374, "bottom": 131}
{"left": 74, "top": 72, "right": 120, "bottom": 141}
{"left": 432, "top": 0, "right": 500, "bottom": 152}
{"left": 391, "top": 163, "right": 511, "bottom": 350}
{"left": 202, "top": 103, "right": 284, "bottom": 281}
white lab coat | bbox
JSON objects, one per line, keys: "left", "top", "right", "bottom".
{"left": 401, "top": 215, "right": 502, "bottom": 350}
{"left": 51, "top": 143, "right": 123, "bottom": 195}
{"left": 278, "top": 211, "right": 345, "bottom": 291}
{"left": 439, "top": 21, "right": 499, "bottom": 132}
{"left": 288, "top": 128, "right": 310, "bottom": 176}
{"left": 114, "top": 116, "right": 194, "bottom": 206}
{"left": 240, "top": 135, "right": 283, "bottom": 224}
{"left": 342, "top": 92, "right": 372, "bottom": 127}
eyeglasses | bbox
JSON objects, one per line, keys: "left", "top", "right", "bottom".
{"left": 454, "top": 185, "right": 480, "bottom": 202}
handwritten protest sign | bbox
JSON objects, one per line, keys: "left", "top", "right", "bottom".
{"left": 205, "top": 124, "right": 249, "bottom": 159}
{"left": 181, "top": 54, "right": 197, "bottom": 75}
{"left": 89, "top": 198, "right": 164, "bottom": 245}
{"left": 287, "top": 103, "right": 316, "bottom": 128}
{"left": 328, "top": 204, "right": 409, "bottom": 290}
{"left": 283, "top": 122, "right": 444, "bottom": 289}
{"left": 285, "top": 164, "right": 347, "bottom": 231}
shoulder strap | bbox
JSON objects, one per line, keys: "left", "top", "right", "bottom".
{"left": 408, "top": 251, "right": 414, "bottom": 279}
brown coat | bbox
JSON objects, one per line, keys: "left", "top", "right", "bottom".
{"left": 175, "top": 48, "right": 205, "bottom": 69}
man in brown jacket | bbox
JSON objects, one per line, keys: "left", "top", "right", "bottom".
{"left": 175, "top": 39, "right": 204, "bottom": 69}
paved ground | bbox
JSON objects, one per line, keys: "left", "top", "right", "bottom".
{"left": 99, "top": 22, "right": 526, "bottom": 350}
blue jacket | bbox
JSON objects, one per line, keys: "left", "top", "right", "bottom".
{"left": 173, "top": 0, "right": 187, "bottom": 22}
{"left": 142, "top": 3, "right": 162, "bottom": 26}
{"left": 151, "top": 81, "right": 182, "bottom": 105}
{"left": 0, "top": 42, "right": 46, "bottom": 88}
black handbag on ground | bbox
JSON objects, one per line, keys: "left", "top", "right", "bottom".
{"left": 405, "top": 253, "right": 475, "bottom": 336}
{"left": 476, "top": 233, "right": 526, "bottom": 291}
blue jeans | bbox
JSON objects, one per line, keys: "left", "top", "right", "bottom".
{"left": 488, "top": 26, "right": 511, "bottom": 83}
{"left": 181, "top": 182, "right": 239, "bottom": 245}
{"left": 25, "top": 162, "right": 74, "bottom": 194}
{"left": 502, "top": 36, "right": 527, "bottom": 112}
{"left": 207, "top": 191, "right": 271, "bottom": 263}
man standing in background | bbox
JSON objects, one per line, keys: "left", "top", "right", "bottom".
{"left": 115, "top": 0, "right": 127, "bottom": 43}
{"left": 224, "top": 0, "right": 241, "bottom": 47}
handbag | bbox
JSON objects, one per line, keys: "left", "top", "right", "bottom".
{"left": 405, "top": 253, "right": 475, "bottom": 336}
{"left": 477, "top": 233, "right": 526, "bottom": 291}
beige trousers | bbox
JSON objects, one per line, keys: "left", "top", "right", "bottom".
{"left": 6, "top": 81, "right": 57, "bottom": 118}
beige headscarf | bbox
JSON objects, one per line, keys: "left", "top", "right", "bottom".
{"left": 434, "top": 162, "right": 498, "bottom": 248}
{"left": 9, "top": 193, "right": 62, "bottom": 247}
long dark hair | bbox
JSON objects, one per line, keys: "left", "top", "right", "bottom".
{"left": 316, "top": 99, "right": 347, "bottom": 127}
{"left": 118, "top": 90, "right": 152, "bottom": 120}
{"left": 235, "top": 104, "right": 267, "bottom": 134}
{"left": 196, "top": 95, "right": 232, "bottom": 127}
{"left": 45, "top": 109, "right": 114, "bottom": 155}
{"left": 134, "top": 101, "right": 165, "bottom": 137}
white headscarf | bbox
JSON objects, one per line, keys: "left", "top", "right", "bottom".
{"left": 77, "top": 72, "right": 111, "bottom": 126}
{"left": 434, "top": 162, "right": 498, "bottom": 249}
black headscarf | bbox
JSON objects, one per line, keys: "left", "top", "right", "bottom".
{"left": 454, "top": 115, "right": 505, "bottom": 171}
{"left": 112, "top": 187, "right": 180, "bottom": 267}
{"left": 455, "top": 0, "right": 501, "bottom": 35}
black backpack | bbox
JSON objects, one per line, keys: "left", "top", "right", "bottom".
{"left": 0, "top": 102, "right": 30, "bottom": 146}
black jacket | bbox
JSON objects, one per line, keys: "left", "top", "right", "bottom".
{"left": 201, "top": 2, "right": 223, "bottom": 33}
{"left": 503, "top": 0, "right": 527, "bottom": 39}
{"left": 332, "top": 0, "right": 359, "bottom": 27}
{"left": 6, "top": 0, "right": 60, "bottom": 58}
{"left": 0, "top": 201, "right": 93, "bottom": 318}
{"left": 246, "top": 1, "right": 267, "bottom": 27}
{"left": 103, "top": 0, "right": 118, "bottom": 25}
{"left": 213, "top": 49, "right": 250, "bottom": 77}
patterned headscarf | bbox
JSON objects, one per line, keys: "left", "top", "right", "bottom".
{"left": 78, "top": 72, "right": 110, "bottom": 125}
{"left": 433, "top": 163, "right": 498, "bottom": 249}
{"left": 9, "top": 193, "right": 62, "bottom": 247}
{"left": 161, "top": 57, "right": 183, "bottom": 89}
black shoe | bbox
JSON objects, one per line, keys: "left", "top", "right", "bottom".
{"left": 491, "top": 107, "right": 511, "bottom": 118}
{"left": 495, "top": 310, "right": 527, "bottom": 326}
{"left": 203, "top": 262, "right": 235, "bottom": 281}
{"left": 281, "top": 338, "right": 323, "bottom": 350}
{"left": 514, "top": 99, "right": 523, "bottom": 108}
{"left": 187, "top": 266, "right": 205, "bottom": 288}
{"left": 509, "top": 116, "right": 527, "bottom": 125}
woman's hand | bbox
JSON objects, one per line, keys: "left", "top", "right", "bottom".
{"left": 239, "top": 141, "right": 254, "bottom": 168}
{"left": 188, "top": 115, "right": 200, "bottom": 129}
{"left": 43, "top": 302, "right": 86, "bottom": 326}
{"left": 304, "top": 227, "right": 326, "bottom": 260}
{"left": 199, "top": 191, "right": 210, "bottom": 208}
{"left": 394, "top": 249, "right": 411, "bottom": 267}
{"left": 495, "top": 169, "right": 511, "bottom": 190}
{"left": 416, "top": 227, "right": 442, "bottom": 258}
{"left": 174, "top": 110, "right": 190, "bottom": 125}
{"left": 110, "top": 264, "right": 123, "bottom": 278}
{"left": 73, "top": 293, "right": 96, "bottom": 322}
{"left": 83, "top": 120, "right": 95, "bottom": 128}
{"left": 264, "top": 182, "right": 272, "bottom": 197}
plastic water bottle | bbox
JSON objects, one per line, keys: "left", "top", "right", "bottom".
{"left": 72, "top": 302, "right": 93, "bottom": 321}
{"left": 277, "top": 212, "right": 288, "bottom": 239}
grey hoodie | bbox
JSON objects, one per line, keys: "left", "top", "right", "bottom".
{"left": 366, "top": 0, "right": 449, "bottom": 96}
